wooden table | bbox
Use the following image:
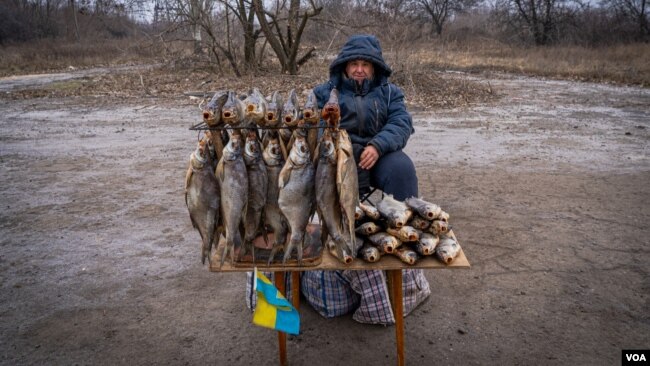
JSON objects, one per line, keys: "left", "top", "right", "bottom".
{"left": 209, "top": 228, "right": 470, "bottom": 366}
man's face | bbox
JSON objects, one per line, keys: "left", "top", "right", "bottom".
{"left": 346, "top": 60, "right": 374, "bottom": 83}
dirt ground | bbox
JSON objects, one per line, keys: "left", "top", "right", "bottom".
{"left": 0, "top": 69, "right": 648, "bottom": 365}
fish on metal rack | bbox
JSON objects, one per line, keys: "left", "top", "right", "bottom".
{"left": 409, "top": 215, "right": 431, "bottom": 230}
{"left": 335, "top": 129, "right": 359, "bottom": 253}
{"left": 221, "top": 91, "right": 245, "bottom": 127}
{"left": 355, "top": 221, "right": 381, "bottom": 236}
{"left": 368, "top": 232, "right": 401, "bottom": 254}
{"left": 263, "top": 135, "right": 290, "bottom": 265}
{"left": 386, "top": 226, "right": 419, "bottom": 242}
{"left": 264, "top": 91, "right": 283, "bottom": 128}
{"left": 185, "top": 139, "right": 221, "bottom": 265}
{"left": 359, "top": 202, "right": 381, "bottom": 220}
{"left": 279, "top": 89, "right": 300, "bottom": 158}
{"left": 376, "top": 194, "right": 413, "bottom": 228}
{"left": 216, "top": 133, "right": 248, "bottom": 267}
{"left": 202, "top": 91, "right": 229, "bottom": 161}
{"left": 412, "top": 231, "right": 439, "bottom": 256}
{"left": 302, "top": 90, "right": 320, "bottom": 125}
{"left": 315, "top": 129, "right": 352, "bottom": 263}
{"left": 261, "top": 92, "right": 283, "bottom": 151}
{"left": 321, "top": 88, "right": 340, "bottom": 129}
{"left": 278, "top": 134, "right": 315, "bottom": 264}
{"left": 203, "top": 133, "right": 218, "bottom": 171}
{"left": 405, "top": 197, "right": 442, "bottom": 221}
{"left": 202, "top": 90, "right": 228, "bottom": 126}
{"left": 242, "top": 131, "right": 268, "bottom": 261}
{"left": 302, "top": 90, "right": 320, "bottom": 156}
{"left": 436, "top": 235, "right": 461, "bottom": 264}
{"left": 394, "top": 247, "right": 418, "bottom": 265}
{"left": 243, "top": 88, "right": 268, "bottom": 127}
{"left": 282, "top": 89, "right": 300, "bottom": 127}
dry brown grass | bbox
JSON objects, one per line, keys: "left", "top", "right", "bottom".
{"left": 0, "top": 38, "right": 159, "bottom": 77}
{"left": 405, "top": 39, "right": 650, "bottom": 87}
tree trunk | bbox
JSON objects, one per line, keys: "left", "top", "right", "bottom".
{"left": 70, "top": 0, "right": 80, "bottom": 42}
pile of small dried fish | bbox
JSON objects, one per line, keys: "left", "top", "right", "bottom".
{"left": 354, "top": 195, "right": 462, "bottom": 265}
{"left": 185, "top": 88, "right": 459, "bottom": 267}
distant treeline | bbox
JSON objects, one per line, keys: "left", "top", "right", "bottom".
{"left": 2, "top": 0, "right": 648, "bottom": 74}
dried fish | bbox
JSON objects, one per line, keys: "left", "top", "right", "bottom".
{"left": 355, "top": 222, "right": 381, "bottom": 236}
{"left": 412, "top": 232, "right": 439, "bottom": 256}
{"left": 263, "top": 135, "right": 289, "bottom": 265}
{"left": 216, "top": 133, "right": 248, "bottom": 267}
{"left": 278, "top": 134, "right": 315, "bottom": 264}
{"left": 368, "top": 232, "right": 401, "bottom": 254}
{"left": 405, "top": 197, "right": 442, "bottom": 221}
{"left": 386, "top": 226, "right": 419, "bottom": 242}
{"left": 185, "top": 139, "right": 221, "bottom": 264}
{"left": 315, "top": 129, "right": 352, "bottom": 263}
{"left": 436, "top": 235, "right": 461, "bottom": 264}
{"left": 335, "top": 130, "right": 359, "bottom": 251}
{"left": 242, "top": 131, "right": 268, "bottom": 261}
{"left": 394, "top": 247, "right": 418, "bottom": 265}
{"left": 376, "top": 194, "right": 413, "bottom": 228}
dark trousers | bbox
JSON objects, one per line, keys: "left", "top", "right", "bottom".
{"left": 353, "top": 144, "right": 418, "bottom": 201}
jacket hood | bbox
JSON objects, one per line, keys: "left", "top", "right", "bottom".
{"left": 329, "top": 35, "right": 392, "bottom": 83}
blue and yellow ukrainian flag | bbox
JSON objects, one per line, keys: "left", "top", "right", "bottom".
{"left": 252, "top": 268, "right": 300, "bottom": 335}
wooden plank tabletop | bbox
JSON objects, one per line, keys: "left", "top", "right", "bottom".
{"left": 209, "top": 225, "right": 470, "bottom": 272}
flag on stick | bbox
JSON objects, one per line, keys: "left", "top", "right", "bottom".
{"left": 252, "top": 268, "right": 300, "bottom": 335}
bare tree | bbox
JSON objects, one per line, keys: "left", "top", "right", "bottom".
{"left": 219, "top": 0, "right": 263, "bottom": 71}
{"left": 605, "top": 0, "right": 649, "bottom": 39}
{"left": 494, "top": 0, "right": 577, "bottom": 45}
{"left": 418, "top": 0, "right": 478, "bottom": 35}
{"left": 252, "top": 0, "right": 323, "bottom": 74}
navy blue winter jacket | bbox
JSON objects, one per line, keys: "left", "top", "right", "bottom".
{"left": 313, "top": 34, "right": 414, "bottom": 157}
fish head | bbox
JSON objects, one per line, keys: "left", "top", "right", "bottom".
{"left": 244, "top": 131, "right": 260, "bottom": 159}
{"left": 263, "top": 137, "right": 283, "bottom": 166}
{"left": 224, "top": 133, "right": 243, "bottom": 160}
{"left": 437, "top": 240, "right": 458, "bottom": 264}
{"left": 191, "top": 140, "right": 209, "bottom": 168}
{"left": 403, "top": 226, "right": 418, "bottom": 241}
{"left": 405, "top": 251, "right": 418, "bottom": 264}
{"left": 392, "top": 215, "right": 406, "bottom": 228}
{"left": 222, "top": 91, "right": 244, "bottom": 126}
{"left": 319, "top": 131, "right": 336, "bottom": 159}
{"left": 264, "top": 91, "right": 283, "bottom": 126}
{"left": 289, "top": 134, "right": 310, "bottom": 164}
{"left": 243, "top": 88, "right": 267, "bottom": 125}
{"left": 302, "top": 91, "right": 319, "bottom": 125}
{"left": 202, "top": 91, "right": 228, "bottom": 126}
{"left": 282, "top": 89, "right": 299, "bottom": 127}
{"left": 203, "top": 133, "right": 216, "bottom": 157}
{"left": 321, "top": 88, "right": 340, "bottom": 128}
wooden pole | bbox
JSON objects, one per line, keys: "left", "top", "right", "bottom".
{"left": 389, "top": 269, "right": 405, "bottom": 366}
{"left": 274, "top": 272, "right": 287, "bottom": 366}
{"left": 291, "top": 271, "right": 300, "bottom": 309}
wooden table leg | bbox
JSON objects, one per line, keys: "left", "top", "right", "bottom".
{"left": 291, "top": 271, "right": 300, "bottom": 309}
{"left": 388, "top": 269, "right": 405, "bottom": 366}
{"left": 274, "top": 272, "right": 287, "bottom": 366}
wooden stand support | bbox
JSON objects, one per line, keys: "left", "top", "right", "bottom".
{"left": 274, "top": 272, "right": 287, "bottom": 366}
{"left": 388, "top": 269, "right": 405, "bottom": 366}
{"left": 210, "top": 227, "right": 470, "bottom": 365}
